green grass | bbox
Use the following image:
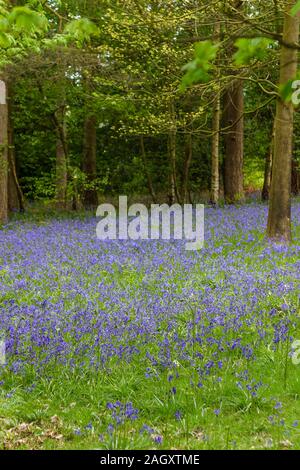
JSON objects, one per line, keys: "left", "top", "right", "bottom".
{"left": 1, "top": 351, "right": 300, "bottom": 450}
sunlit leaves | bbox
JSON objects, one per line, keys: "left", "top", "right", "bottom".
{"left": 181, "top": 41, "right": 219, "bottom": 90}
{"left": 64, "top": 18, "right": 99, "bottom": 45}
{"left": 8, "top": 6, "right": 48, "bottom": 33}
{"left": 0, "top": 6, "right": 48, "bottom": 67}
{"left": 0, "top": 6, "right": 48, "bottom": 53}
{"left": 291, "top": 0, "right": 300, "bottom": 16}
{"left": 0, "top": 31, "right": 14, "bottom": 48}
{"left": 279, "top": 79, "right": 295, "bottom": 102}
{"left": 278, "top": 73, "right": 300, "bottom": 105}
{"left": 0, "top": 15, "right": 10, "bottom": 48}
{"left": 0, "top": 15, "right": 8, "bottom": 32}
{"left": 233, "top": 38, "right": 275, "bottom": 65}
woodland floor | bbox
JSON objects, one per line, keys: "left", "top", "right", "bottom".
{"left": 0, "top": 201, "right": 300, "bottom": 450}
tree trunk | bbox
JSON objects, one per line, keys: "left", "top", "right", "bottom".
{"left": 168, "top": 133, "right": 176, "bottom": 205}
{"left": 223, "top": 79, "right": 244, "bottom": 204}
{"left": 140, "top": 135, "right": 157, "bottom": 203}
{"left": 0, "top": 80, "right": 8, "bottom": 224}
{"left": 267, "top": 3, "right": 300, "bottom": 242}
{"left": 7, "top": 83, "right": 25, "bottom": 212}
{"left": 182, "top": 132, "right": 193, "bottom": 204}
{"left": 210, "top": 20, "right": 221, "bottom": 206}
{"left": 291, "top": 156, "right": 300, "bottom": 195}
{"left": 211, "top": 93, "right": 221, "bottom": 205}
{"left": 55, "top": 119, "right": 68, "bottom": 209}
{"left": 262, "top": 120, "right": 275, "bottom": 201}
{"left": 168, "top": 102, "right": 180, "bottom": 204}
{"left": 83, "top": 114, "right": 98, "bottom": 207}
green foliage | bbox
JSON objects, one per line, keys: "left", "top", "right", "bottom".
{"left": 291, "top": 0, "right": 300, "bottom": 16}
{"left": 0, "top": 31, "right": 14, "bottom": 48}
{"left": 0, "top": 15, "right": 8, "bottom": 32}
{"left": 181, "top": 41, "right": 219, "bottom": 90}
{"left": 8, "top": 6, "right": 48, "bottom": 33}
{"left": 278, "top": 71, "right": 300, "bottom": 103}
{"left": 233, "top": 38, "right": 275, "bottom": 65}
{"left": 64, "top": 18, "right": 99, "bottom": 44}
{"left": 279, "top": 79, "right": 296, "bottom": 102}
{"left": 4, "top": 0, "right": 300, "bottom": 206}
{"left": 0, "top": 5, "right": 48, "bottom": 66}
{"left": 67, "top": 166, "right": 109, "bottom": 203}
{"left": 22, "top": 175, "right": 56, "bottom": 201}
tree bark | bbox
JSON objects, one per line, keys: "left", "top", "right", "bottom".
{"left": 168, "top": 102, "right": 180, "bottom": 204}
{"left": 210, "top": 20, "right": 221, "bottom": 206}
{"left": 182, "top": 132, "right": 193, "bottom": 204}
{"left": 7, "top": 82, "right": 25, "bottom": 212}
{"left": 262, "top": 120, "right": 275, "bottom": 201}
{"left": 291, "top": 156, "right": 300, "bottom": 195}
{"left": 55, "top": 113, "right": 68, "bottom": 210}
{"left": 211, "top": 94, "right": 221, "bottom": 205}
{"left": 267, "top": 2, "right": 300, "bottom": 242}
{"left": 168, "top": 131, "right": 176, "bottom": 205}
{"left": 83, "top": 114, "right": 98, "bottom": 207}
{"left": 0, "top": 80, "right": 8, "bottom": 224}
{"left": 223, "top": 79, "right": 244, "bottom": 204}
{"left": 223, "top": 2, "right": 244, "bottom": 204}
{"left": 140, "top": 135, "right": 157, "bottom": 203}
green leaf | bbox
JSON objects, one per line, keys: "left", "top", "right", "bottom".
{"left": 279, "top": 71, "right": 300, "bottom": 103}
{"left": 0, "top": 16, "right": 9, "bottom": 32}
{"left": 233, "top": 37, "right": 275, "bottom": 65}
{"left": 0, "top": 31, "right": 12, "bottom": 48}
{"left": 279, "top": 79, "right": 296, "bottom": 102}
{"left": 181, "top": 41, "right": 218, "bottom": 89}
{"left": 291, "top": 0, "right": 300, "bottom": 16}
{"left": 8, "top": 6, "right": 48, "bottom": 33}
{"left": 193, "top": 41, "right": 219, "bottom": 69}
{"left": 64, "top": 18, "right": 99, "bottom": 44}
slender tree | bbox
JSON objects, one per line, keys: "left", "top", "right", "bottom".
{"left": 83, "top": 113, "right": 98, "bottom": 207}
{"left": 0, "top": 79, "right": 8, "bottom": 223}
{"left": 267, "top": 2, "right": 300, "bottom": 241}
{"left": 223, "top": 78, "right": 244, "bottom": 203}
{"left": 223, "top": 1, "right": 245, "bottom": 204}
{"left": 182, "top": 132, "right": 193, "bottom": 204}
{"left": 262, "top": 120, "right": 275, "bottom": 201}
{"left": 211, "top": 93, "right": 221, "bottom": 205}
{"left": 211, "top": 21, "right": 221, "bottom": 206}
{"left": 7, "top": 81, "right": 25, "bottom": 212}
{"left": 168, "top": 101, "right": 179, "bottom": 204}
{"left": 291, "top": 156, "right": 300, "bottom": 195}
{"left": 55, "top": 106, "right": 68, "bottom": 209}
{"left": 140, "top": 135, "right": 157, "bottom": 203}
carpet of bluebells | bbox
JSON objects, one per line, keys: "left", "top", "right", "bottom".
{"left": 0, "top": 202, "right": 300, "bottom": 449}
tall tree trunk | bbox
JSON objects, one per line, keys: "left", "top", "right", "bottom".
{"left": 291, "top": 156, "right": 300, "bottom": 195}
{"left": 7, "top": 82, "right": 25, "bottom": 212}
{"left": 267, "top": 3, "right": 300, "bottom": 242}
{"left": 182, "top": 132, "right": 193, "bottom": 204}
{"left": 211, "top": 94, "right": 221, "bottom": 205}
{"left": 140, "top": 135, "right": 157, "bottom": 203}
{"left": 262, "top": 120, "right": 275, "bottom": 201}
{"left": 55, "top": 115, "right": 68, "bottom": 210}
{"left": 0, "top": 80, "right": 8, "bottom": 224}
{"left": 168, "top": 102, "right": 180, "bottom": 204}
{"left": 211, "top": 20, "right": 221, "bottom": 206}
{"left": 223, "top": 79, "right": 244, "bottom": 204}
{"left": 223, "top": 2, "right": 244, "bottom": 204}
{"left": 83, "top": 114, "right": 98, "bottom": 207}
